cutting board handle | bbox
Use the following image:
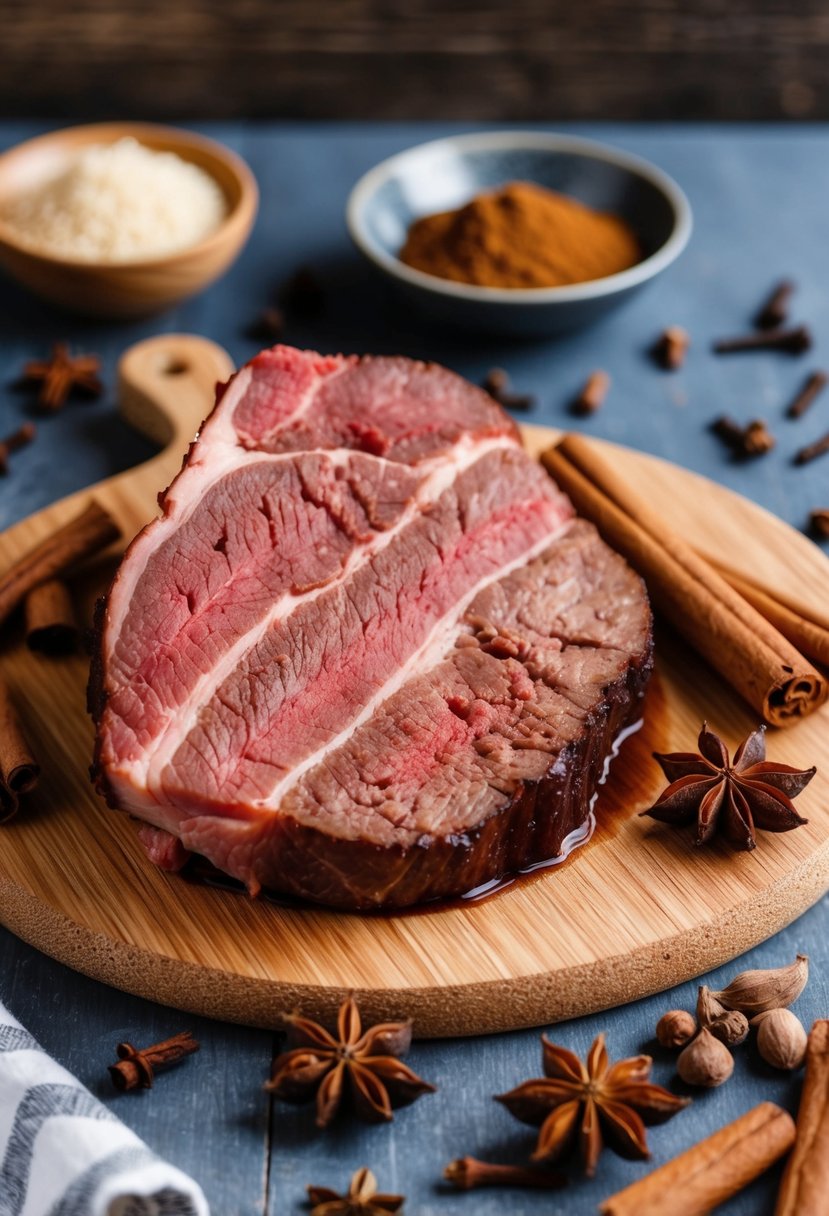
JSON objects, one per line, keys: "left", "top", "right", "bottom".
{"left": 117, "top": 334, "right": 235, "bottom": 452}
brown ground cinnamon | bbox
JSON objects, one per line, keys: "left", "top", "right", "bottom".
{"left": 0, "top": 675, "right": 39, "bottom": 823}
{"left": 400, "top": 181, "right": 640, "bottom": 289}
{"left": 0, "top": 500, "right": 119, "bottom": 632}
{"left": 775, "top": 1020, "right": 829, "bottom": 1214}
{"left": 600, "top": 1102, "right": 795, "bottom": 1216}
{"left": 542, "top": 434, "right": 826, "bottom": 726}
{"left": 24, "top": 578, "right": 78, "bottom": 656}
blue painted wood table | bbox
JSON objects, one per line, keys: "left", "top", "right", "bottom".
{"left": 1, "top": 122, "right": 828, "bottom": 1215}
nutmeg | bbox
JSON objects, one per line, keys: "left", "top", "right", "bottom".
{"left": 753, "top": 1008, "right": 808, "bottom": 1070}
{"left": 677, "top": 1027, "right": 734, "bottom": 1088}
{"left": 656, "top": 1010, "right": 697, "bottom": 1049}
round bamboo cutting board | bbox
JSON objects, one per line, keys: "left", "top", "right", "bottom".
{"left": 1, "top": 334, "right": 828, "bottom": 1038}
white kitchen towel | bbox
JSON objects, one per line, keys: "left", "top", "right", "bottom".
{"left": 0, "top": 998, "right": 209, "bottom": 1216}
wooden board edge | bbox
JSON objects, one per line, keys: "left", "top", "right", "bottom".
{"left": 4, "top": 844, "right": 827, "bottom": 1038}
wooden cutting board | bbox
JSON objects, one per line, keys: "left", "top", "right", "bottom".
{"left": 1, "top": 334, "right": 828, "bottom": 1038}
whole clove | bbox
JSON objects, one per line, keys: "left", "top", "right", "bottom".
{"left": 740, "top": 420, "right": 776, "bottom": 455}
{"left": 245, "top": 306, "right": 285, "bottom": 343}
{"left": 444, "top": 1157, "right": 565, "bottom": 1191}
{"left": 794, "top": 430, "right": 829, "bottom": 466}
{"left": 571, "top": 370, "right": 610, "bottom": 416}
{"left": 711, "top": 416, "right": 775, "bottom": 458}
{"left": 279, "top": 266, "right": 325, "bottom": 318}
{"left": 108, "top": 1031, "right": 199, "bottom": 1092}
{"left": 653, "top": 326, "right": 690, "bottom": 370}
{"left": 712, "top": 326, "right": 812, "bottom": 355}
{"left": 809, "top": 508, "right": 829, "bottom": 538}
{"left": 786, "top": 371, "right": 827, "bottom": 419}
{"left": 0, "top": 422, "right": 36, "bottom": 474}
{"left": 755, "top": 280, "right": 795, "bottom": 329}
{"left": 482, "top": 368, "right": 535, "bottom": 411}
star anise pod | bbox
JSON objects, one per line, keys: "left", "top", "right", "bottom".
{"left": 307, "top": 1167, "right": 403, "bottom": 1216}
{"left": 265, "top": 995, "right": 436, "bottom": 1127}
{"left": 23, "top": 343, "right": 103, "bottom": 413}
{"left": 496, "top": 1033, "right": 689, "bottom": 1177}
{"left": 641, "top": 722, "right": 814, "bottom": 850}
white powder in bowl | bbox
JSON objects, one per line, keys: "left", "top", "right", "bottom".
{"left": 1, "top": 137, "right": 228, "bottom": 262}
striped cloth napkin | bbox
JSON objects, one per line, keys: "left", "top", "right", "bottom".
{"left": 0, "top": 997, "right": 209, "bottom": 1216}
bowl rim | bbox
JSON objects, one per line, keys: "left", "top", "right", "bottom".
{"left": 346, "top": 130, "right": 693, "bottom": 305}
{"left": 0, "top": 120, "right": 258, "bottom": 271}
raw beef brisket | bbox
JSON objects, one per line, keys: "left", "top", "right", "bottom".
{"left": 91, "top": 346, "right": 652, "bottom": 909}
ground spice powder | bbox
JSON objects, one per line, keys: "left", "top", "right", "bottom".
{"left": 399, "top": 180, "right": 641, "bottom": 289}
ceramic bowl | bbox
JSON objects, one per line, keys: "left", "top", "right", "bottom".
{"left": 346, "top": 131, "right": 692, "bottom": 336}
{"left": 0, "top": 122, "right": 258, "bottom": 319}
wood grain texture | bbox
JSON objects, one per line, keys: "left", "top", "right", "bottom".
{"left": 0, "top": 0, "right": 826, "bottom": 121}
{"left": 1, "top": 335, "right": 828, "bottom": 1038}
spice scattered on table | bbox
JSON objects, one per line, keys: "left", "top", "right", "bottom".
{"left": 0, "top": 422, "right": 36, "bottom": 474}
{"left": 598, "top": 1102, "right": 796, "bottom": 1216}
{"left": 712, "top": 326, "right": 812, "bottom": 355}
{"left": 482, "top": 367, "right": 535, "bottom": 411}
{"left": 443, "top": 1157, "right": 565, "bottom": 1191}
{"left": 265, "top": 995, "right": 435, "bottom": 1128}
{"left": 399, "top": 181, "right": 640, "bottom": 289}
{"left": 676, "top": 1027, "right": 734, "bottom": 1088}
{"left": 809, "top": 507, "right": 829, "bottom": 538}
{"left": 786, "top": 370, "right": 827, "bottom": 419}
{"left": 655, "top": 1010, "right": 697, "bottom": 1049}
{"left": 24, "top": 578, "right": 78, "bottom": 656}
{"left": 641, "top": 723, "right": 814, "bottom": 851}
{"left": 571, "top": 370, "right": 610, "bottom": 416}
{"left": 496, "top": 1032, "right": 688, "bottom": 1177}
{"left": 709, "top": 955, "right": 809, "bottom": 1016}
{"left": 654, "top": 956, "right": 809, "bottom": 1091}
{"left": 23, "top": 343, "right": 103, "bottom": 413}
{"left": 696, "top": 987, "right": 749, "bottom": 1047}
{"left": 307, "top": 1167, "right": 403, "bottom": 1216}
{"left": 279, "top": 265, "right": 325, "bottom": 317}
{"left": 653, "top": 326, "right": 690, "bottom": 370}
{"left": 775, "top": 1019, "right": 829, "bottom": 1212}
{"left": 108, "top": 1030, "right": 200, "bottom": 1092}
{"left": 755, "top": 280, "right": 796, "bottom": 330}
{"left": 711, "top": 415, "right": 775, "bottom": 457}
{"left": 794, "top": 429, "right": 829, "bottom": 465}
{"left": 245, "top": 305, "right": 285, "bottom": 343}
{"left": 0, "top": 675, "right": 39, "bottom": 824}
{"left": 0, "top": 137, "right": 226, "bottom": 262}
{"left": 753, "top": 1008, "right": 808, "bottom": 1070}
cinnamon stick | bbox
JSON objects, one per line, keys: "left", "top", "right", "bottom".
{"left": 24, "top": 578, "right": 78, "bottom": 656}
{"left": 0, "top": 675, "right": 39, "bottom": 823}
{"left": 542, "top": 434, "right": 826, "bottom": 726}
{"left": 702, "top": 560, "right": 829, "bottom": 669}
{"left": 600, "top": 1102, "right": 795, "bottom": 1216}
{"left": 0, "top": 501, "right": 119, "bottom": 632}
{"left": 775, "top": 1020, "right": 829, "bottom": 1214}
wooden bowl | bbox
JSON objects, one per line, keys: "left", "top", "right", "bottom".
{"left": 0, "top": 122, "right": 258, "bottom": 318}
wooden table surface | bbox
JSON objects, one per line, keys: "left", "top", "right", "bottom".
{"left": 1, "top": 122, "right": 828, "bottom": 1215}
